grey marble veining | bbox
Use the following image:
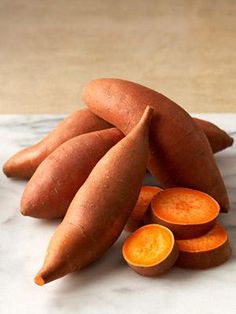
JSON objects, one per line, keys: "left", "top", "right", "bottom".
{"left": 0, "top": 114, "right": 236, "bottom": 314}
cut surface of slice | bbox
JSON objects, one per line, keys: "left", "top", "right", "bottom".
{"left": 122, "top": 224, "right": 178, "bottom": 276}
{"left": 151, "top": 188, "right": 220, "bottom": 239}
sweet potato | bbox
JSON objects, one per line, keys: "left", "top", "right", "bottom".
{"left": 122, "top": 224, "right": 178, "bottom": 276}
{"left": 125, "top": 186, "right": 162, "bottom": 232}
{"left": 194, "top": 118, "right": 233, "bottom": 153}
{"left": 34, "top": 106, "right": 152, "bottom": 285}
{"left": 83, "top": 78, "right": 229, "bottom": 212}
{"left": 20, "top": 128, "right": 123, "bottom": 219}
{"left": 3, "top": 109, "right": 111, "bottom": 178}
{"left": 176, "top": 223, "right": 231, "bottom": 268}
{"left": 151, "top": 188, "right": 220, "bottom": 239}
{"left": 2, "top": 108, "right": 231, "bottom": 179}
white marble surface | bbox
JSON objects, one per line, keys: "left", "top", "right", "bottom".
{"left": 0, "top": 114, "right": 236, "bottom": 314}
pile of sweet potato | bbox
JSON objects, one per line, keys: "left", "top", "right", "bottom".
{"left": 3, "top": 78, "right": 233, "bottom": 284}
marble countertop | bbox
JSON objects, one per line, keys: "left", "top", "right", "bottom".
{"left": 0, "top": 114, "right": 236, "bottom": 314}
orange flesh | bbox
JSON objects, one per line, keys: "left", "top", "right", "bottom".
{"left": 123, "top": 224, "right": 174, "bottom": 266}
{"left": 176, "top": 223, "right": 227, "bottom": 253}
{"left": 34, "top": 275, "right": 45, "bottom": 286}
{"left": 131, "top": 186, "right": 162, "bottom": 220}
{"left": 152, "top": 188, "right": 220, "bottom": 225}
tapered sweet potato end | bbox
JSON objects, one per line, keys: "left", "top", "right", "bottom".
{"left": 3, "top": 157, "right": 31, "bottom": 179}
{"left": 20, "top": 189, "right": 39, "bottom": 218}
{"left": 34, "top": 256, "right": 73, "bottom": 286}
{"left": 3, "top": 147, "right": 37, "bottom": 179}
{"left": 194, "top": 117, "right": 234, "bottom": 153}
{"left": 34, "top": 275, "right": 45, "bottom": 286}
{"left": 228, "top": 136, "right": 234, "bottom": 148}
{"left": 123, "top": 224, "right": 178, "bottom": 277}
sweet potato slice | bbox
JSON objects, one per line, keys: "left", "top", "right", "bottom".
{"left": 125, "top": 186, "right": 162, "bottom": 232}
{"left": 122, "top": 224, "right": 178, "bottom": 276}
{"left": 176, "top": 223, "right": 231, "bottom": 268}
{"left": 151, "top": 188, "right": 220, "bottom": 239}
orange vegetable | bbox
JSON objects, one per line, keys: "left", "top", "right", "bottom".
{"left": 3, "top": 109, "right": 111, "bottom": 178}
{"left": 34, "top": 106, "right": 152, "bottom": 285}
{"left": 151, "top": 188, "right": 220, "bottom": 239}
{"left": 122, "top": 224, "right": 179, "bottom": 276}
{"left": 20, "top": 128, "right": 123, "bottom": 219}
{"left": 194, "top": 118, "right": 233, "bottom": 153}
{"left": 125, "top": 186, "right": 162, "bottom": 232}
{"left": 176, "top": 223, "right": 231, "bottom": 268}
{"left": 82, "top": 78, "right": 229, "bottom": 212}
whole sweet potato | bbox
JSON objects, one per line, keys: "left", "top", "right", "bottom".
{"left": 21, "top": 128, "right": 123, "bottom": 219}
{"left": 34, "top": 106, "right": 152, "bottom": 285}
{"left": 3, "top": 109, "right": 111, "bottom": 178}
{"left": 82, "top": 78, "right": 229, "bottom": 212}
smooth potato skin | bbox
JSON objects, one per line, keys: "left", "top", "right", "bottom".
{"left": 176, "top": 240, "right": 231, "bottom": 269}
{"left": 3, "top": 109, "right": 111, "bottom": 178}
{"left": 194, "top": 118, "right": 233, "bottom": 153}
{"left": 127, "top": 243, "right": 179, "bottom": 277}
{"left": 35, "top": 107, "right": 152, "bottom": 285}
{"left": 21, "top": 128, "right": 123, "bottom": 219}
{"left": 83, "top": 78, "right": 229, "bottom": 212}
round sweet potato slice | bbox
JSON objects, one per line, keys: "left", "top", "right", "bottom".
{"left": 151, "top": 188, "right": 220, "bottom": 239}
{"left": 122, "top": 224, "right": 178, "bottom": 276}
{"left": 176, "top": 223, "right": 231, "bottom": 269}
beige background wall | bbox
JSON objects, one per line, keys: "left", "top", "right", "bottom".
{"left": 0, "top": 0, "right": 235, "bottom": 114}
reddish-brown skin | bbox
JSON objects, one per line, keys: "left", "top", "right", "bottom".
{"left": 83, "top": 78, "right": 229, "bottom": 212}
{"left": 34, "top": 106, "right": 152, "bottom": 286}
{"left": 150, "top": 214, "right": 217, "bottom": 240}
{"left": 194, "top": 118, "right": 233, "bottom": 153}
{"left": 127, "top": 242, "right": 179, "bottom": 277}
{"left": 20, "top": 128, "right": 123, "bottom": 219}
{"left": 2, "top": 110, "right": 230, "bottom": 179}
{"left": 3, "top": 109, "right": 112, "bottom": 178}
{"left": 176, "top": 240, "right": 231, "bottom": 269}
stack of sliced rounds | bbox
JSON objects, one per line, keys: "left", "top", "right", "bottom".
{"left": 122, "top": 224, "right": 178, "bottom": 276}
{"left": 176, "top": 223, "right": 231, "bottom": 268}
{"left": 123, "top": 187, "right": 231, "bottom": 275}
{"left": 151, "top": 188, "right": 220, "bottom": 239}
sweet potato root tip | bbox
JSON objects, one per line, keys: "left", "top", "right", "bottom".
{"left": 3, "top": 109, "right": 111, "bottom": 179}
{"left": 34, "top": 275, "right": 45, "bottom": 286}
{"left": 176, "top": 223, "right": 231, "bottom": 269}
{"left": 34, "top": 106, "right": 152, "bottom": 284}
{"left": 194, "top": 117, "right": 234, "bottom": 153}
{"left": 151, "top": 188, "right": 220, "bottom": 239}
{"left": 125, "top": 186, "right": 162, "bottom": 232}
{"left": 123, "top": 224, "right": 178, "bottom": 276}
